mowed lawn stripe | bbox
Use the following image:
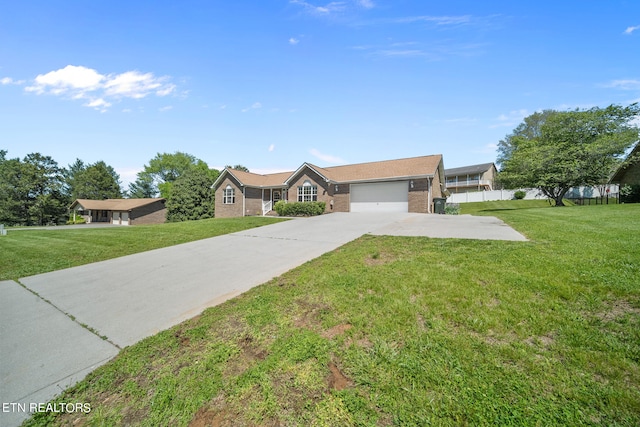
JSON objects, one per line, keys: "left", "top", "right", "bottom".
{"left": 23, "top": 204, "right": 640, "bottom": 426}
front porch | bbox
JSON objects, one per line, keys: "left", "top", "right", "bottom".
{"left": 260, "top": 188, "right": 286, "bottom": 216}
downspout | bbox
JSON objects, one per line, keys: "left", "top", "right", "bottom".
{"left": 242, "top": 186, "right": 246, "bottom": 217}
{"left": 428, "top": 177, "right": 432, "bottom": 213}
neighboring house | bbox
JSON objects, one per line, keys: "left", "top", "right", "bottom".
{"left": 444, "top": 162, "right": 498, "bottom": 193}
{"left": 610, "top": 143, "right": 640, "bottom": 186}
{"left": 213, "top": 155, "right": 448, "bottom": 217}
{"left": 69, "top": 198, "right": 166, "bottom": 225}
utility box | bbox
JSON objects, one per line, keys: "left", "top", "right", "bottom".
{"left": 433, "top": 198, "right": 446, "bottom": 214}
{"left": 0, "top": 224, "right": 6, "bottom": 236}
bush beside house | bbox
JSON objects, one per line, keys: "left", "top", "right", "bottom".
{"left": 274, "top": 201, "right": 326, "bottom": 216}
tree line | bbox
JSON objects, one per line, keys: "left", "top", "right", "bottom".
{"left": 3, "top": 103, "right": 637, "bottom": 225}
{"left": 0, "top": 151, "right": 247, "bottom": 226}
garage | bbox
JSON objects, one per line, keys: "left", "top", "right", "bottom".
{"left": 350, "top": 181, "right": 409, "bottom": 212}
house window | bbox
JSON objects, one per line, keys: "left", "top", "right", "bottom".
{"left": 223, "top": 185, "right": 235, "bottom": 204}
{"left": 297, "top": 180, "right": 317, "bottom": 202}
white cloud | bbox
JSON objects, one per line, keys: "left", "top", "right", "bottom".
{"left": 103, "top": 70, "right": 173, "bottom": 99}
{"left": 290, "top": 0, "right": 347, "bottom": 15}
{"left": 393, "top": 15, "right": 472, "bottom": 26}
{"left": 309, "top": 148, "right": 346, "bottom": 164}
{"left": 242, "top": 102, "right": 262, "bottom": 112}
{"left": 26, "top": 65, "right": 104, "bottom": 95}
{"left": 490, "top": 109, "right": 529, "bottom": 128}
{"left": 624, "top": 25, "right": 640, "bottom": 35}
{"left": 84, "top": 98, "right": 112, "bottom": 112}
{"left": 159, "top": 106, "right": 173, "bottom": 112}
{"left": 268, "top": 144, "right": 275, "bottom": 152}
{"left": 605, "top": 79, "right": 640, "bottom": 90}
{"left": 1, "top": 77, "right": 25, "bottom": 85}
{"left": 24, "top": 65, "right": 177, "bottom": 111}
{"left": 356, "top": 0, "right": 374, "bottom": 9}
{"left": 289, "top": 37, "right": 300, "bottom": 45}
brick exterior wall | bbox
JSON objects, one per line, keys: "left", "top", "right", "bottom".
{"left": 244, "top": 187, "right": 264, "bottom": 216}
{"left": 332, "top": 183, "right": 349, "bottom": 212}
{"left": 432, "top": 167, "right": 444, "bottom": 199}
{"left": 130, "top": 200, "right": 167, "bottom": 225}
{"left": 214, "top": 176, "right": 244, "bottom": 218}
{"left": 286, "top": 168, "right": 333, "bottom": 213}
{"left": 408, "top": 178, "right": 429, "bottom": 213}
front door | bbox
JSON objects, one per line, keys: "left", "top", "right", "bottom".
{"left": 273, "top": 190, "right": 281, "bottom": 203}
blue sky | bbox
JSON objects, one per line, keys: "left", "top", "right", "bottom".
{"left": 2, "top": 1, "right": 639, "bottom": 186}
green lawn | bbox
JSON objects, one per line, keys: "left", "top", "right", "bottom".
{"left": 0, "top": 217, "right": 285, "bottom": 281}
{"left": 24, "top": 204, "right": 640, "bottom": 426}
{"left": 459, "top": 198, "right": 561, "bottom": 215}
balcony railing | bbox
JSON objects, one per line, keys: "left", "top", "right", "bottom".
{"left": 445, "top": 179, "right": 493, "bottom": 188}
{"left": 262, "top": 200, "right": 272, "bottom": 216}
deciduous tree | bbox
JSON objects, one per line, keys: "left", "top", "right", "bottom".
{"left": 165, "top": 167, "right": 215, "bottom": 221}
{"left": 132, "top": 152, "right": 211, "bottom": 198}
{"left": 498, "top": 104, "right": 640, "bottom": 206}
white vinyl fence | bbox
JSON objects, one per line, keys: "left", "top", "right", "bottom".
{"left": 447, "top": 185, "right": 619, "bottom": 204}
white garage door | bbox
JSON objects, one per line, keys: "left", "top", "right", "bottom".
{"left": 350, "top": 181, "right": 409, "bottom": 212}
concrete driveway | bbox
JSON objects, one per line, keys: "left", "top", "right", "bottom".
{"left": 0, "top": 213, "right": 525, "bottom": 426}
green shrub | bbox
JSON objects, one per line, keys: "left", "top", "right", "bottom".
{"left": 444, "top": 203, "right": 460, "bottom": 215}
{"left": 621, "top": 184, "right": 640, "bottom": 203}
{"left": 274, "top": 201, "right": 326, "bottom": 216}
{"left": 66, "top": 215, "right": 86, "bottom": 225}
{"left": 514, "top": 190, "right": 527, "bottom": 200}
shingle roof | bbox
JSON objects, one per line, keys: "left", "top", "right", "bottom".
{"left": 215, "top": 155, "right": 444, "bottom": 188}
{"left": 308, "top": 155, "right": 443, "bottom": 183}
{"left": 225, "top": 169, "right": 291, "bottom": 187}
{"left": 71, "top": 198, "right": 165, "bottom": 211}
{"left": 445, "top": 162, "right": 495, "bottom": 177}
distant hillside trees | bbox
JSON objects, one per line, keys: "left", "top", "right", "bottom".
{"left": 0, "top": 151, "right": 68, "bottom": 225}
{"left": 0, "top": 148, "right": 222, "bottom": 225}
{"left": 0, "top": 151, "right": 125, "bottom": 226}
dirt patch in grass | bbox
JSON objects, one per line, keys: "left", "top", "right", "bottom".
{"left": 189, "top": 395, "right": 231, "bottom": 427}
{"left": 292, "top": 299, "right": 330, "bottom": 330}
{"left": 328, "top": 361, "right": 352, "bottom": 391}
{"left": 525, "top": 333, "right": 556, "bottom": 350}
{"left": 224, "top": 333, "right": 269, "bottom": 379}
{"left": 594, "top": 299, "right": 640, "bottom": 322}
{"left": 322, "top": 323, "right": 352, "bottom": 339}
{"left": 364, "top": 250, "right": 396, "bottom": 266}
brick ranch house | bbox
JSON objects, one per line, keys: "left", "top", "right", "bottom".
{"left": 213, "top": 155, "right": 448, "bottom": 217}
{"left": 69, "top": 198, "right": 167, "bottom": 225}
